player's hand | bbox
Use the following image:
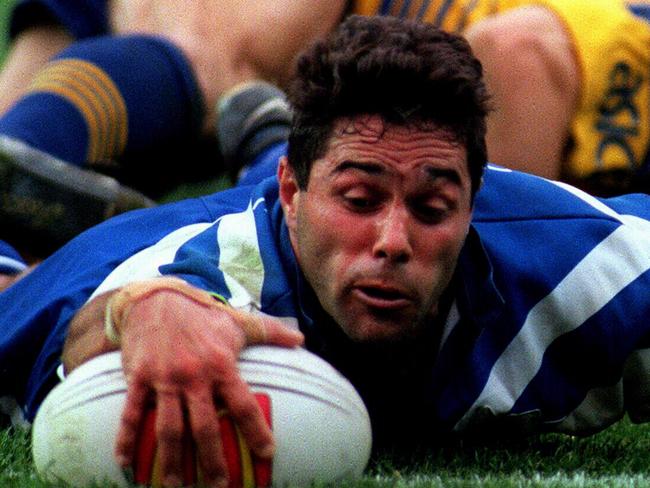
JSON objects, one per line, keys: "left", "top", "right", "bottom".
{"left": 114, "top": 285, "right": 303, "bottom": 488}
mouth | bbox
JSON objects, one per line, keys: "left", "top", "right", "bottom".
{"left": 351, "top": 284, "right": 413, "bottom": 310}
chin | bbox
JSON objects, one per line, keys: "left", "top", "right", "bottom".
{"left": 341, "top": 318, "right": 423, "bottom": 345}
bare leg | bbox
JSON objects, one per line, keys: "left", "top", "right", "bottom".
{"left": 0, "top": 25, "right": 73, "bottom": 115}
{"left": 465, "top": 6, "right": 579, "bottom": 178}
{"left": 109, "top": 0, "right": 348, "bottom": 134}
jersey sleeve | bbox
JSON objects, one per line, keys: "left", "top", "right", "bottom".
{"left": 0, "top": 196, "right": 215, "bottom": 421}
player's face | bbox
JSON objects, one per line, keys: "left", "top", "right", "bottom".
{"left": 280, "top": 115, "right": 473, "bottom": 343}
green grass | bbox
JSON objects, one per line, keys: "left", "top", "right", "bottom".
{"left": 0, "top": 0, "right": 15, "bottom": 65}
{"left": 7, "top": 416, "right": 650, "bottom": 487}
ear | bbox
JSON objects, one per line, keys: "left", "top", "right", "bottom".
{"left": 278, "top": 156, "right": 300, "bottom": 231}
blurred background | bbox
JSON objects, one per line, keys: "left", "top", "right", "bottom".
{"left": 0, "top": 1, "right": 14, "bottom": 65}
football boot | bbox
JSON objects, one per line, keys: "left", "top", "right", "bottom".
{"left": 0, "top": 135, "right": 155, "bottom": 255}
{"left": 216, "top": 81, "right": 291, "bottom": 181}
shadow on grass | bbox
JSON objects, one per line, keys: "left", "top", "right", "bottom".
{"left": 368, "top": 416, "right": 650, "bottom": 480}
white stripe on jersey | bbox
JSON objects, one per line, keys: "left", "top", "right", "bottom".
{"left": 557, "top": 347, "right": 650, "bottom": 434}
{"left": 439, "top": 300, "right": 460, "bottom": 352}
{"left": 551, "top": 180, "right": 624, "bottom": 222}
{"left": 217, "top": 198, "right": 265, "bottom": 310}
{"left": 455, "top": 219, "right": 650, "bottom": 430}
{"left": 89, "top": 222, "right": 215, "bottom": 300}
{"left": 0, "top": 256, "right": 27, "bottom": 274}
{"left": 553, "top": 380, "right": 624, "bottom": 434}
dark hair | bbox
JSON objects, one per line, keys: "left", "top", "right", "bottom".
{"left": 286, "top": 15, "right": 490, "bottom": 197}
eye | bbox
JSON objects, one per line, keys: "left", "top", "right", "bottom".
{"left": 347, "top": 196, "right": 374, "bottom": 209}
{"left": 410, "top": 199, "right": 450, "bottom": 224}
{"left": 341, "top": 188, "right": 381, "bottom": 212}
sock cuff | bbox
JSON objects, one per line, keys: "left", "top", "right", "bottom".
{"left": 26, "top": 56, "right": 128, "bottom": 163}
{"left": 53, "top": 34, "right": 205, "bottom": 148}
{"left": 1, "top": 34, "right": 204, "bottom": 165}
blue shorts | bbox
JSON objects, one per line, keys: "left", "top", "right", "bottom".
{"left": 10, "top": 0, "right": 108, "bottom": 39}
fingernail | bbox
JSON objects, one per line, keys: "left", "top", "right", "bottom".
{"left": 116, "top": 454, "right": 129, "bottom": 467}
{"left": 258, "top": 441, "right": 275, "bottom": 459}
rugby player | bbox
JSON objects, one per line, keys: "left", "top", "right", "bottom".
{"left": 3, "top": 15, "right": 650, "bottom": 487}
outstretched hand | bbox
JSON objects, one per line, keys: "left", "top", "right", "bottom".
{"left": 113, "top": 284, "right": 303, "bottom": 488}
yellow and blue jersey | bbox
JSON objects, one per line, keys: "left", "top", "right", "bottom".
{"left": 11, "top": 0, "right": 650, "bottom": 180}
{"left": 351, "top": 0, "right": 508, "bottom": 32}
{"left": 351, "top": 0, "right": 650, "bottom": 181}
{"left": 9, "top": 0, "right": 650, "bottom": 181}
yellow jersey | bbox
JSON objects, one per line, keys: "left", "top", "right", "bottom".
{"left": 350, "top": 0, "right": 650, "bottom": 182}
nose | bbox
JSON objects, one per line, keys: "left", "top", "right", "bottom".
{"left": 372, "top": 204, "right": 413, "bottom": 263}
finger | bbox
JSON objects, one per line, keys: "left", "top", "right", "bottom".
{"left": 231, "top": 311, "right": 304, "bottom": 347}
{"left": 116, "top": 381, "right": 149, "bottom": 468}
{"left": 155, "top": 391, "right": 185, "bottom": 487}
{"left": 259, "top": 315, "right": 304, "bottom": 347}
{"left": 218, "top": 369, "right": 274, "bottom": 459}
{"left": 186, "top": 388, "right": 228, "bottom": 488}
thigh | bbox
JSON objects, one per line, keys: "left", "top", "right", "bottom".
{"left": 531, "top": 0, "right": 650, "bottom": 180}
{"left": 108, "top": 1, "right": 347, "bottom": 115}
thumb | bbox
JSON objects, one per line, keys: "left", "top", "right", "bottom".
{"left": 229, "top": 308, "right": 304, "bottom": 347}
{"left": 257, "top": 314, "right": 304, "bottom": 347}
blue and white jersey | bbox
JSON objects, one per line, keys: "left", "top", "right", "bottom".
{"left": 0, "top": 240, "right": 26, "bottom": 276}
{"left": 1, "top": 161, "right": 650, "bottom": 444}
{"left": 439, "top": 167, "right": 650, "bottom": 438}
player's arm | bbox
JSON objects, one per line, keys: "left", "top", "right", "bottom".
{"left": 62, "top": 291, "right": 119, "bottom": 373}
{"left": 464, "top": 6, "right": 580, "bottom": 178}
{"left": 62, "top": 277, "right": 303, "bottom": 488}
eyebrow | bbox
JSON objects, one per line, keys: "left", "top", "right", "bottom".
{"left": 424, "top": 166, "right": 462, "bottom": 186}
{"left": 333, "top": 160, "right": 384, "bottom": 175}
{"left": 334, "top": 160, "right": 462, "bottom": 186}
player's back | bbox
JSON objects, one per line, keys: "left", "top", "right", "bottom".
{"left": 350, "top": 0, "right": 533, "bottom": 32}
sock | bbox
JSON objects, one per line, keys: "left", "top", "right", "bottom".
{"left": 0, "top": 34, "right": 204, "bottom": 168}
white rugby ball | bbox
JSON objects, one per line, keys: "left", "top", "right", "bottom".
{"left": 32, "top": 346, "right": 372, "bottom": 487}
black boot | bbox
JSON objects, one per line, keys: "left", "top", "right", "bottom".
{"left": 216, "top": 81, "right": 291, "bottom": 181}
{"left": 0, "top": 135, "right": 155, "bottom": 256}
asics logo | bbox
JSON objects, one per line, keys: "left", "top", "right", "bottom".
{"left": 595, "top": 62, "right": 643, "bottom": 169}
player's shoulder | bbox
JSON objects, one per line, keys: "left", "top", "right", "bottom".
{"left": 78, "top": 178, "right": 275, "bottom": 244}
{"left": 473, "top": 164, "right": 650, "bottom": 225}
